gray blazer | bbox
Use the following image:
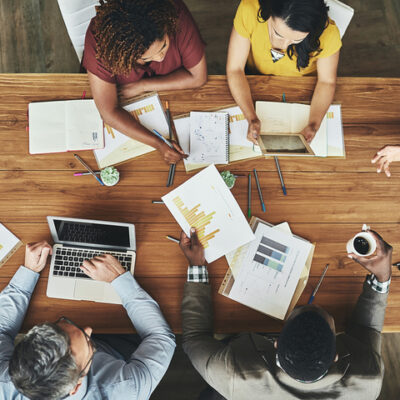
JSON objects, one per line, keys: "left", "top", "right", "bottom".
{"left": 181, "top": 280, "right": 388, "bottom": 400}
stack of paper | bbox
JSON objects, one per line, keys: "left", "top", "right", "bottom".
{"left": 221, "top": 218, "right": 314, "bottom": 320}
{"left": 0, "top": 223, "right": 22, "bottom": 268}
{"left": 93, "top": 93, "right": 169, "bottom": 168}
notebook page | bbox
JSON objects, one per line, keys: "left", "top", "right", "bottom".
{"left": 66, "top": 100, "right": 103, "bottom": 151}
{"left": 29, "top": 101, "right": 67, "bottom": 154}
{"left": 189, "top": 112, "right": 229, "bottom": 164}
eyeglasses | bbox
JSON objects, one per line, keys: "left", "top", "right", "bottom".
{"left": 275, "top": 353, "right": 328, "bottom": 383}
{"left": 55, "top": 316, "right": 96, "bottom": 378}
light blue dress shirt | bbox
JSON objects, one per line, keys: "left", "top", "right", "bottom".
{"left": 0, "top": 266, "right": 176, "bottom": 399}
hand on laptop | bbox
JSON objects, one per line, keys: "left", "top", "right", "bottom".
{"left": 25, "top": 241, "right": 52, "bottom": 273}
{"left": 179, "top": 228, "right": 206, "bottom": 266}
{"left": 80, "top": 254, "right": 125, "bottom": 283}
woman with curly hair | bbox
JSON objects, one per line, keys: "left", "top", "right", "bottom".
{"left": 83, "top": 0, "right": 207, "bottom": 164}
{"left": 226, "top": 0, "right": 341, "bottom": 144}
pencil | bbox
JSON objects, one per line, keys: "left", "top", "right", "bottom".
{"left": 248, "top": 173, "right": 251, "bottom": 218}
{"left": 274, "top": 156, "right": 287, "bottom": 196}
{"left": 74, "top": 171, "right": 101, "bottom": 176}
{"left": 166, "top": 235, "right": 180, "bottom": 244}
{"left": 308, "top": 264, "right": 329, "bottom": 304}
{"left": 73, "top": 154, "right": 104, "bottom": 186}
{"left": 165, "top": 101, "right": 176, "bottom": 187}
{"left": 253, "top": 169, "right": 266, "bottom": 212}
{"left": 152, "top": 200, "right": 164, "bottom": 204}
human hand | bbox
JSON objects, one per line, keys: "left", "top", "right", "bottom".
{"left": 179, "top": 228, "right": 206, "bottom": 266}
{"left": 247, "top": 118, "right": 261, "bottom": 145}
{"left": 348, "top": 230, "right": 393, "bottom": 282}
{"left": 80, "top": 254, "right": 126, "bottom": 283}
{"left": 300, "top": 124, "right": 317, "bottom": 143}
{"left": 24, "top": 241, "right": 52, "bottom": 273}
{"left": 157, "top": 141, "right": 187, "bottom": 164}
{"left": 118, "top": 81, "right": 146, "bottom": 100}
{"left": 371, "top": 145, "right": 400, "bottom": 177}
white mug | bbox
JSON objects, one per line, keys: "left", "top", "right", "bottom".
{"left": 346, "top": 231, "right": 376, "bottom": 257}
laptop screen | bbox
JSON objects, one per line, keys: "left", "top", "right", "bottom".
{"left": 53, "top": 219, "right": 131, "bottom": 248}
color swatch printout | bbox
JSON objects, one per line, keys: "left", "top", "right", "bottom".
{"left": 162, "top": 165, "right": 255, "bottom": 263}
{"left": 229, "top": 221, "right": 312, "bottom": 319}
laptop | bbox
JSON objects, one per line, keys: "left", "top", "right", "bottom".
{"left": 46, "top": 216, "right": 136, "bottom": 304}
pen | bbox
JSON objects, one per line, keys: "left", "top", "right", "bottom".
{"left": 253, "top": 169, "right": 266, "bottom": 212}
{"left": 73, "top": 154, "right": 104, "bottom": 186}
{"left": 166, "top": 235, "right": 180, "bottom": 244}
{"left": 274, "top": 156, "right": 287, "bottom": 196}
{"left": 74, "top": 171, "right": 101, "bottom": 176}
{"left": 308, "top": 264, "right": 329, "bottom": 304}
{"left": 152, "top": 200, "right": 164, "bottom": 204}
{"left": 165, "top": 101, "right": 176, "bottom": 187}
{"left": 153, "top": 129, "right": 173, "bottom": 149}
{"left": 248, "top": 173, "right": 251, "bottom": 218}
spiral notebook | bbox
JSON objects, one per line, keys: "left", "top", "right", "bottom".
{"left": 188, "top": 112, "right": 229, "bottom": 165}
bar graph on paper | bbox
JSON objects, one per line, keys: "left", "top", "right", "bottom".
{"left": 253, "top": 236, "right": 289, "bottom": 272}
{"left": 173, "top": 196, "right": 220, "bottom": 249}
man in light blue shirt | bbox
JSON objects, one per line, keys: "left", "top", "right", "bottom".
{"left": 0, "top": 241, "right": 176, "bottom": 400}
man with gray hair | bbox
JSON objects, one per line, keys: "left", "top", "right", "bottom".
{"left": 0, "top": 241, "right": 176, "bottom": 399}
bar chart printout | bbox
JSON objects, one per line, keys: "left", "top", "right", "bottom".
{"left": 172, "top": 197, "right": 220, "bottom": 249}
{"left": 162, "top": 165, "right": 255, "bottom": 263}
{"left": 253, "top": 236, "right": 289, "bottom": 272}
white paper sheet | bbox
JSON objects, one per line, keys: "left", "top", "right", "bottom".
{"left": 228, "top": 222, "right": 312, "bottom": 320}
{"left": 0, "top": 223, "right": 20, "bottom": 263}
{"left": 162, "top": 165, "right": 255, "bottom": 263}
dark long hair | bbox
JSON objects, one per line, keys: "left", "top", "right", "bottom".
{"left": 258, "top": 0, "right": 329, "bottom": 70}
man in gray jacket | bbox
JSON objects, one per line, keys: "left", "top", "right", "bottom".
{"left": 0, "top": 241, "right": 175, "bottom": 400}
{"left": 180, "top": 228, "right": 392, "bottom": 400}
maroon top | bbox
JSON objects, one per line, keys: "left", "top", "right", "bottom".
{"left": 82, "top": 0, "right": 205, "bottom": 85}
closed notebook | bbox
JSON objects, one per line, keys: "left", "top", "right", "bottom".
{"left": 29, "top": 99, "right": 104, "bottom": 154}
{"left": 188, "top": 112, "right": 229, "bottom": 164}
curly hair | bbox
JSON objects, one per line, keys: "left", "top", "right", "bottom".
{"left": 258, "top": 0, "right": 329, "bottom": 71}
{"left": 93, "top": 0, "right": 178, "bottom": 76}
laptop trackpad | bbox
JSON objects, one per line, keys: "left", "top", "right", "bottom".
{"left": 74, "top": 280, "right": 104, "bottom": 302}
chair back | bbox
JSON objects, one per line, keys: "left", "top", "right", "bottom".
{"left": 326, "top": 0, "right": 354, "bottom": 38}
{"left": 57, "top": 0, "right": 99, "bottom": 62}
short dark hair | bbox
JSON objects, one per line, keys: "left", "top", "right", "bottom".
{"left": 277, "top": 310, "right": 336, "bottom": 382}
{"left": 93, "top": 0, "right": 178, "bottom": 75}
{"left": 9, "top": 323, "right": 80, "bottom": 400}
{"left": 258, "top": 0, "right": 329, "bottom": 70}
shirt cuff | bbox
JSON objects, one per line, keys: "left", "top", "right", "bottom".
{"left": 111, "top": 271, "right": 140, "bottom": 302}
{"left": 187, "top": 265, "right": 209, "bottom": 283}
{"left": 366, "top": 274, "right": 391, "bottom": 294}
{"left": 9, "top": 266, "right": 40, "bottom": 294}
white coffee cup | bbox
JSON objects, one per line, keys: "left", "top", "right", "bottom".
{"left": 346, "top": 231, "right": 376, "bottom": 257}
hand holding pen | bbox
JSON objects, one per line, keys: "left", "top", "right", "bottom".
{"left": 153, "top": 129, "right": 187, "bottom": 164}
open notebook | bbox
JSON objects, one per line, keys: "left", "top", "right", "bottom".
{"left": 175, "top": 106, "right": 262, "bottom": 172}
{"left": 29, "top": 100, "right": 104, "bottom": 154}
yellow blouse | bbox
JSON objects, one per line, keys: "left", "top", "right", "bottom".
{"left": 234, "top": 0, "right": 342, "bottom": 76}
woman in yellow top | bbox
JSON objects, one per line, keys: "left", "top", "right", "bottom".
{"left": 227, "top": 0, "right": 342, "bottom": 143}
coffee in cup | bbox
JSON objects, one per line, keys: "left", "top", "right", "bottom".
{"left": 346, "top": 231, "right": 376, "bottom": 257}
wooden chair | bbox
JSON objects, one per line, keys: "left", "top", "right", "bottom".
{"left": 326, "top": 0, "right": 354, "bottom": 38}
{"left": 57, "top": 0, "right": 99, "bottom": 62}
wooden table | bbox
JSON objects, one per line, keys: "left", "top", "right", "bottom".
{"left": 1, "top": 74, "right": 400, "bottom": 333}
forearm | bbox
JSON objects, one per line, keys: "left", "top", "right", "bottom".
{"left": 141, "top": 67, "right": 206, "bottom": 92}
{"left": 102, "top": 106, "right": 163, "bottom": 149}
{"left": 181, "top": 275, "right": 227, "bottom": 383}
{"left": 227, "top": 69, "right": 257, "bottom": 122}
{"left": 308, "top": 80, "right": 336, "bottom": 130}
{"left": 0, "top": 266, "right": 39, "bottom": 339}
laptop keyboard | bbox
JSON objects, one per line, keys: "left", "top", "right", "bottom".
{"left": 53, "top": 247, "right": 132, "bottom": 279}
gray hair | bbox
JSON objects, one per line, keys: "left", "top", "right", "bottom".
{"left": 9, "top": 323, "right": 80, "bottom": 400}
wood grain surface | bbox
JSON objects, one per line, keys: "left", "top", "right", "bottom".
{"left": 1, "top": 74, "right": 399, "bottom": 333}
